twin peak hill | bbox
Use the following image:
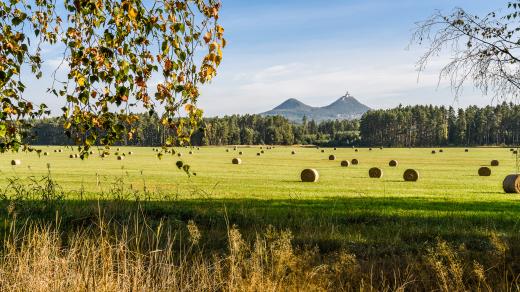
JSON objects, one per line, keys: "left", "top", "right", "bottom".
{"left": 260, "top": 93, "right": 371, "bottom": 122}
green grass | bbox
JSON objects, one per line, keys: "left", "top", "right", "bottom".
{"left": 0, "top": 146, "right": 519, "bottom": 256}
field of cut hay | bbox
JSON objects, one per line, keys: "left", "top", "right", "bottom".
{"left": 0, "top": 146, "right": 519, "bottom": 290}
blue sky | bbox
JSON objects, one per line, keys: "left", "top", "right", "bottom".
{"left": 28, "top": 0, "right": 505, "bottom": 116}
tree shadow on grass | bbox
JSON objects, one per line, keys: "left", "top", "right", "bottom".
{"left": 1, "top": 196, "right": 519, "bottom": 256}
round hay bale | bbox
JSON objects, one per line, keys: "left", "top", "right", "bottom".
{"left": 291, "top": 151, "right": 295, "bottom": 155}
{"left": 389, "top": 160, "right": 398, "bottom": 167}
{"left": 380, "top": 147, "right": 383, "bottom": 150}
{"left": 439, "top": 149, "right": 444, "bottom": 153}
{"left": 431, "top": 150, "right": 436, "bottom": 154}
{"left": 176, "top": 161, "right": 183, "bottom": 168}
{"left": 128, "top": 151, "right": 133, "bottom": 155}
{"left": 54, "top": 149, "right": 58, "bottom": 153}
{"left": 233, "top": 146, "right": 237, "bottom": 151}
{"left": 239, "top": 151, "right": 243, "bottom": 155}
{"left": 257, "top": 152, "right": 261, "bottom": 156}
{"left": 368, "top": 167, "right": 383, "bottom": 178}
{"left": 232, "top": 158, "right": 242, "bottom": 165}
{"left": 69, "top": 154, "right": 74, "bottom": 158}
{"left": 491, "top": 160, "right": 499, "bottom": 166}
{"left": 197, "top": 147, "right": 200, "bottom": 150}
{"left": 177, "top": 153, "right": 182, "bottom": 157}
{"left": 74, "top": 154, "right": 79, "bottom": 158}
{"left": 334, "top": 147, "right": 337, "bottom": 150}
{"left": 116, "top": 147, "right": 120, "bottom": 151}
{"left": 369, "top": 148, "right": 372, "bottom": 151}
{"left": 503, "top": 174, "right": 520, "bottom": 193}
{"left": 321, "top": 149, "right": 325, "bottom": 153}
{"left": 403, "top": 169, "right": 419, "bottom": 181}
{"left": 261, "top": 150, "right": 265, "bottom": 154}
{"left": 465, "top": 149, "right": 469, "bottom": 152}
{"left": 514, "top": 150, "right": 519, "bottom": 155}
{"left": 226, "top": 149, "right": 229, "bottom": 152}
{"left": 340, "top": 160, "right": 350, "bottom": 167}
{"left": 58, "top": 149, "right": 62, "bottom": 153}
{"left": 43, "top": 152, "right": 49, "bottom": 156}
{"left": 478, "top": 167, "right": 491, "bottom": 177}
{"left": 510, "top": 148, "right": 514, "bottom": 152}
{"left": 351, "top": 159, "right": 359, "bottom": 165}
{"left": 301, "top": 169, "right": 319, "bottom": 182}
{"left": 355, "top": 149, "right": 358, "bottom": 152}
{"left": 328, "top": 155, "right": 336, "bottom": 161}
{"left": 189, "top": 151, "right": 193, "bottom": 155}
{"left": 11, "top": 159, "right": 21, "bottom": 166}
{"left": 117, "top": 155, "right": 124, "bottom": 160}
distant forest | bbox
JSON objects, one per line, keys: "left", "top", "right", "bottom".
{"left": 30, "top": 103, "right": 520, "bottom": 147}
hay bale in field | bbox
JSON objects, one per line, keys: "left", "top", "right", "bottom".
{"left": 69, "top": 154, "right": 74, "bottom": 158}
{"left": 369, "top": 148, "right": 372, "bottom": 151}
{"left": 117, "top": 155, "right": 124, "bottom": 160}
{"left": 257, "top": 152, "right": 261, "bottom": 156}
{"left": 11, "top": 159, "right": 21, "bottom": 166}
{"left": 117, "top": 148, "right": 120, "bottom": 151}
{"left": 291, "top": 150, "right": 295, "bottom": 155}
{"left": 403, "top": 169, "right": 419, "bottom": 181}
{"left": 54, "top": 149, "right": 58, "bottom": 153}
{"left": 503, "top": 174, "right": 520, "bottom": 193}
{"left": 514, "top": 150, "right": 518, "bottom": 155}
{"left": 239, "top": 151, "right": 243, "bottom": 155}
{"left": 351, "top": 159, "right": 359, "bottom": 165}
{"left": 431, "top": 150, "right": 436, "bottom": 154}
{"left": 465, "top": 149, "right": 469, "bottom": 152}
{"left": 176, "top": 161, "right": 184, "bottom": 168}
{"left": 368, "top": 167, "right": 383, "bottom": 178}
{"left": 177, "top": 153, "right": 182, "bottom": 157}
{"left": 491, "top": 160, "right": 499, "bottom": 166}
{"left": 380, "top": 147, "right": 383, "bottom": 150}
{"left": 389, "top": 160, "right": 398, "bottom": 167}
{"left": 478, "top": 167, "right": 491, "bottom": 177}
{"left": 232, "top": 158, "right": 242, "bottom": 165}
{"left": 334, "top": 147, "right": 337, "bottom": 150}
{"left": 301, "top": 169, "right": 319, "bottom": 182}
{"left": 43, "top": 152, "right": 49, "bottom": 156}
{"left": 439, "top": 149, "right": 444, "bottom": 153}
{"left": 321, "top": 149, "right": 325, "bottom": 153}
{"left": 189, "top": 151, "right": 193, "bottom": 155}
{"left": 355, "top": 149, "right": 358, "bottom": 152}
{"left": 340, "top": 160, "right": 350, "bottom": 167}
{"left": 328, "top": 155, "right": 336, "bottom": 161}
{"left": 261, "top": 150, "right": 265, "bottom": 154}
{"left": 197, "top": 147, "right": 200, "bottom": 150}
{"left": 58, "top": 149, "right": 62, "bottom": 152}
{"left": 128, "top": 151, "right": 133, "bottom": 155}
{"left": 510, "top": 148, "right": 514, "bottom": 152}
{"left": 74, "top": 154, "right": 79, "bottom": 158}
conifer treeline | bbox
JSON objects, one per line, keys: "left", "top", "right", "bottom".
{"left": 360, "top": 103, "right": 520, "bottom": 147}
{"left": 29, "top": 103, "right": 520, "bottom": 147}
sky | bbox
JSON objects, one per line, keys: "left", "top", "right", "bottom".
{"left": 26, "top": 0, "right": 507, "bottom": 117}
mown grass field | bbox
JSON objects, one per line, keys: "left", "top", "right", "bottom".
{"left": 0, "top": 146, "right": 519, "bottom": 253}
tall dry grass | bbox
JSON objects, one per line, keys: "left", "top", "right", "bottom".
{"left": 0, "top": 213, "right": 518, "bottom": 292}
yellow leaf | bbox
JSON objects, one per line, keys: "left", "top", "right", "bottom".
{"left": 77, "top": 77, "right": 85, "bottom": 87}
{"left": 128, "top": 8, "right": 137, "bottom": 20}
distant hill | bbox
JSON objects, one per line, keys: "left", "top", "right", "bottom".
{"left": 261, "top": 93, "right": 371, "bottom": 122}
